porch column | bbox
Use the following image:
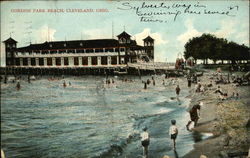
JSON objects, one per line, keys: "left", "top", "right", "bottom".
{"left": 35, "top": 58, "right": 39, "bottom": 66}
{"left": 88, "top": 57, "right": 91, "bottom": 66}
{"left": 117, "top": 56, "right": 119, "bottom": 65}
{"left": 97, "top": 56, "right": 101, "bottom": 65}
{"left": 69, "top": 57, "right": 74, "bottom": 66}
{"left": 61, "top": 57, "right": 64, "bottom": 66}
{"left": 108, "top": 56, "right": 111, "bottom": 65}
{"left": 52, "top": 57, "right": 56, "bottom": 66}
{"left": 79, "top": 57, "right": 82, "bottom": 66}
{"left": 20, "top": 58, "right": 23, "bottom": 66}
{"left": 44, "top": 58, "right": 47, "bottom": 66}
{"left": 28, "top": 58, "right": 31, "bottom": 67}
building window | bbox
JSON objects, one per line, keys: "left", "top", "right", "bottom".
{"left": 64, "top": 43, "right": 66, "bottom": 47}
{"left": 86, "top": 49, "right": 93, "bottom": 53}
{"left": 91, "top": 57, "right": 97, "bottom": 65}
{"left": 64, "top": 57, "right": 69, "bottom": 66}
{"left": 31, "top": 58, "right": 36, "bottom": 66}
{"left": 39, "top": 58, "right": 44, "bottom": 66}
{"left": 68, "top": 49, "right": 75, "bottom": 53}
{"left": 7, "top": 52, "right": 11, "bottom": 57}
{"left": 121, "top": 58, "right": 125, "bottom": 64}
{"left": 82, "top": 57, "right": 88, "bottom": 65}
{"left": 23, "top": 58, "right": 28, "bottom": 66}
{"left": 13, "top": 44, "right": 16, "bottom": 48}
{"left": 7, "top": 44, "right": 10, "bottom": 48}
{"left": 50, "top": 50, "right": 57, "bottom": 54}
{"left": 101, "top": 56, "right": 107, "bottom": 65}
{"left": 76, "top": 49, "right": 84, "bottom": 53}
{"left": 95, "top": 49, "right": 103, "bottom": 53}
{"left": 59, "top": 50, "right": 66, "bottom": 54}
{"left": 56, "top": 58, "right": 61, "bottom": 66}
{"left": 15, "top": 58, "right": 20, "bottom": 66}
{"left": 80, "top": 43, "right": 83, "bottom": 46}
{"left": 49, "top": 44, "right": 52, "bottom": 48}
{"left": 74, "top": 57, "right": 79, "bottom": 65}
{"left": 122, "top": 38, "right": 126, "bottom": 43}
{"left": 111, "top": 56, "right": 117, "bottom": 65}
{"left": 105, "top": 48, "right": 113, "bottom": 52}
{"left": 47, "top": 58, "right": 52, "bottom": 66}
{"left": 42, "top": 50, "right": 48, "bottom": 54}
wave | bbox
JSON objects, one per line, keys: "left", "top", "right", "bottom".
{"left": 92, "top": 130, "right": 140, "bottom": 158}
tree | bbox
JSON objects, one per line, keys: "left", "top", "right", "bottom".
{"left": 183, "top": 33, "right": 250, "bottom": 64}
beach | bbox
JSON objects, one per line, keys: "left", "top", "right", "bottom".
{"left": 183, "top": 70, "right": 250, "bottom": 158}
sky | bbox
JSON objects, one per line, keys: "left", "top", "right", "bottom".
{"left": 0, "top": 0, "right": 249, "bottom": 66}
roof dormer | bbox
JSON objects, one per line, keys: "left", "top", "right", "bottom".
{"left": 117, "top": 31, "right": 131, "bottom": 44}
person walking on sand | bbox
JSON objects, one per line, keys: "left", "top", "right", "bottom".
{"left": 169, "top": 120, "right": 178, "bottom": 150}
{"left": 186, "top": 102, "right": 203, "bottom": 130}
{"left": 140, "top": 127, "right": 150, "bottom": 158}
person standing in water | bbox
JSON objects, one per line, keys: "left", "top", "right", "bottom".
{"left": 176, "top": 85, "right": 181, "bottom": 97}
{"left": 169, "top": 120, "right": 178, "bottom": 150}
{"left": 16, "top": 81, "right": 21, "bottom": 90}
{"left": 186, "top": 102, "right": 202, "bottom": 130}
{"left": 140, "top": 127, "right": 150, "bottom": 158}
{"left": 63, "top": 80, "right": 67, "bottom": 88}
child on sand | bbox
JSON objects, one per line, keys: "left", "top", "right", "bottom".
{"left": 169, "top": 120, "right": 178, "bottom": 150}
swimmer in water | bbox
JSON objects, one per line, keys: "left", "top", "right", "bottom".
{"left": 63, "top": 81, "right": 67, "bottom": 88}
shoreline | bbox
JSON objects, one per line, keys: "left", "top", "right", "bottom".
{"left": 183, "top": 70, "right": 250, "bottom": 158}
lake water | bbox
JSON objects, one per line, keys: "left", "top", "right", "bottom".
{"left": 1, "top": 75, "right": 201, "bottom": 158}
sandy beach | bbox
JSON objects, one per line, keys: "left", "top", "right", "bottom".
{"left": 183, "top": 70, "right": 250, "bottom": 158}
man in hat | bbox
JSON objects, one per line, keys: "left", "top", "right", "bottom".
{"left": 140, "top": 127, "right": 150, "bottom": 158}
{"left": 186, "top": 102, "right": 203, "bottom": 130}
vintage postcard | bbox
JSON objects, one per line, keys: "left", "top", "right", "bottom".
{"left": 1, "top": 0, "right": 249, "bottom": 158}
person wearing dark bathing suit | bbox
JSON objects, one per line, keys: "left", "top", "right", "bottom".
{"left": 186, "top": 102, "right": 202, "bottom": 130}
{"left": 176, "top": 85, "right": 181, "bottom": 96}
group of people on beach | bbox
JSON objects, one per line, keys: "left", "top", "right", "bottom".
{"left": 215, "top": 85, "right": 239, "bottom": 101}
{"left": 140, "top": 100, "right": 202, "bottom": 158}
{"left": 139, "top": 81, "right": 203, "bottom": 158}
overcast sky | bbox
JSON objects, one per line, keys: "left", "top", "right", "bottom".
{"left": 1, "top": 1, "right": 249, "bottom": 66}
